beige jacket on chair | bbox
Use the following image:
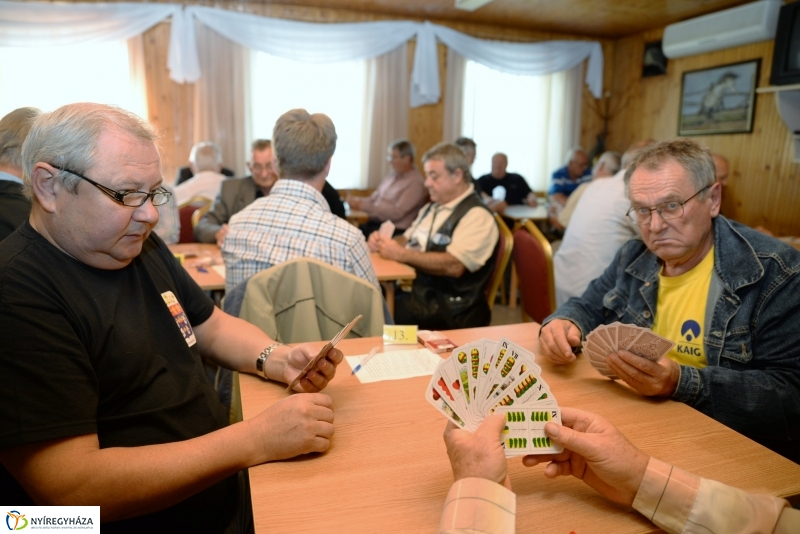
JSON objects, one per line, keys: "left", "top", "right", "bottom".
{"left": 238, "top": 257, "right": 384, "bottom": 343}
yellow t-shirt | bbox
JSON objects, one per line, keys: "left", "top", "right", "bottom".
{"left": 651, "top": 247, "right": 715, "bottom": 369}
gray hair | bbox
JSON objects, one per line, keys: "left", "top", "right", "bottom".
{"left": 565, "top": 146, "right": 587, "bottom": 164}
{"left": 422, "top": 142, "right": 472, "bottom": 183}
{"left": 596, "top": 150, "right": 621, "bottom": 175}
{"left": 389, "top": 139, "right": 415, "bottom": 160}
{"left": 189, "top": 141, "right": 222, "bottom": 171}
{"left": 272, "top": 109, "right": 336, "bottom": 179}
{"left": 454, "top": 137, "right": 476, "bottom": 150}
{"left": 190, "top": 142, "right": 222, "bottom": 173}
{"left": 21, "top": 103, "right": 158, "bottom": 199}
{"left": 0, "top": 107, "right": 41, "bottom": 169}
{"left": 624, "top": 138, "right": 715, "bottom": 199}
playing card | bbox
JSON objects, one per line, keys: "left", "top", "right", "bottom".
{"left": 379, "top": 220, "right": 395, "bottom": 238}
{"left": 285, "top": 314, "right": 362, "bottom": 392}
{"left": 441, "top": 353, "right": 477, "bottom": 429}
{"left": 495, "top": 406, "right": 564, "bottom": 456}
{"left": 628, "top": 330, "right": 675, "bottom": 362}
{"left": 425, "top": 363, "right": 468, "bottom": 428}
{"left": 617, "top": 324, "right": 642, "bottom": 351}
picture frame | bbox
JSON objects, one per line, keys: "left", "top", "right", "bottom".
{"left": 678, "top": 59, "right": 760, "bottom": 136}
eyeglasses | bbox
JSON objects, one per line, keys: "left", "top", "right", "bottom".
{"left": 50, "top": 165, "right": 171, "bottom": 207}
{"left": 248, "top": 163, "right": 273, "bottom": 173}
{"left": 626, "top": 185, "right": 709, "bottom": 225}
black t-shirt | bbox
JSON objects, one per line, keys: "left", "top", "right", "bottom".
{"left": 0, "top": 222, "right": 236, "bottom": 532}
{"left": 0, "top": 181, "right": 31, "bottom": 243}
{"left": 476, "top": 173, "right": 533, "bottom": 205}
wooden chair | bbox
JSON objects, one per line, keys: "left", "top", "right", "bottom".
{"left": 191, "top": 201, "right": 213, "bottom": 229}
{"left": 512, "top": 219, "right": 556, "bottom": 323}
{"left": 177, "top": 196, "right": 212, "bottom": 243}
{"left": 485, "top": 213, "right": 514, "bottom": 311}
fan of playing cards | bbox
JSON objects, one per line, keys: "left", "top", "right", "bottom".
{"left": 584, "top": 322, "right": 676, "bottom": 379}
{"left": 425, "top": 338, "right": 563, "bottom": 457}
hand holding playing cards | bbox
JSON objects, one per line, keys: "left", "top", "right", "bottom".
{"left": 273, "top": 344, "right": 343, "bottom": 393}
{"left": 539, "top": 319, "right": 582, "bottom": 364}
{"left": 444, "top": 414, "right": 511, "bottom": 490}
{"left": 607, "top": 350, "right": 680, "bottom": 397}
{"left": 522, "top": 407, "right": 649, "bottom": 506}
{"left": 373, "top": 235, "right": 406, "bottom": 262}
{"left": 250, "top": 393, "right": 335, "bottom": 463}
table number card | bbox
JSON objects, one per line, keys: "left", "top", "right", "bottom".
{"left": 383, "top": 325, "right": 418, "bottom": 345}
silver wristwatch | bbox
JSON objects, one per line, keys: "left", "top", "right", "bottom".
{"left": 256, "top": 343, "right": 283, "bottom": 379}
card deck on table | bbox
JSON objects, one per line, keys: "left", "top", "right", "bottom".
{"left": 582, "top": 323, "right": 675, "bottom": 379}
{"left": 425, "top": 338, "right": 562, "bottom": 455}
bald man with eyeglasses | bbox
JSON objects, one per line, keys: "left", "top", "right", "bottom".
{"left": 0, "top": 103, "right": 343, "bottom": 532}
{"left": 538, "top": 138, "right": 800, "bottom": 464}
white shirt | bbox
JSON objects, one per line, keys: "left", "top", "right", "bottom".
{"left": 173, "top": 170, "right": 226, "bottom": 205}
{"left": 553, "top": 171, "right": 639, "bottom": 306}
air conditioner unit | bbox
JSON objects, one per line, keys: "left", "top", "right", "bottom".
{"left": 663, "top": 0, "right": 781, "bottom": 59}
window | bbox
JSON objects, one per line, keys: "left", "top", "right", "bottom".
{"left": 250, "top": 52, "right": 366, "bottom": 189}
{"left": 0, "top": 41, "right": 146, "bottom": 119}
{"left": 461, "top": 60, "right": 578, "bottom": 192}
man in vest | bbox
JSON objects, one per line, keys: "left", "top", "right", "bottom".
{"left": 369, "top": 142, "right": 499, "bottom": 329}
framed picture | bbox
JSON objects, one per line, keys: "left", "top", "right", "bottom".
{"left": 678, "top": 59, "right": 760, "bottom": 136}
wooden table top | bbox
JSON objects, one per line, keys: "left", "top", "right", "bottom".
{"left": 168, "top": 243, "right": 225, "bottom": 291}
{"left": 370, "top": 252, "right": 416, "bottom": 282}
{"left": 169, "top": 245, "right": 416, "bottom": 291}
{"left": 502, "top": 204, "right": 549, "bottom": 222}
{"left": 241, "top": 323, "right": 800, "bottom": 534}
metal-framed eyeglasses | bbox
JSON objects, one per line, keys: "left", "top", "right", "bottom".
{"left": 50, "top": 164, "right": 171, "bottom": 207}
{"left": 626, "top": 185, "right": 710, "bottom": 225}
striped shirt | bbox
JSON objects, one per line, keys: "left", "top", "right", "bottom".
{"left": 548, "top": 165, "right": 592, "bottom": 196}
{"left": 222, "top": 179, "right": 378, "bottom": 293}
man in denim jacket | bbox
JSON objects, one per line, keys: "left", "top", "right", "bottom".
{"left": 539, "top": 139, "right": 800, "bottom": 462}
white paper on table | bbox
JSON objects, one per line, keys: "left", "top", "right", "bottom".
{"left": 211, "top": 265, "right": 226, "bottom": 278}
{"left": 346, "top": 349, "right": 441, "bottom": 383}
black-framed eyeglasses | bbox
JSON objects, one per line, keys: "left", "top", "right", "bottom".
{"left": 50, "top": 164, "right": 171, "bottom": 207}
{"left": 626, "top": 185, "right": 710, "bottom": 225}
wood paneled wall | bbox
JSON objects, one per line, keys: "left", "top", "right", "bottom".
{"left": 605, "top": 28, "right": 800, "bottom": 236}
{"left": 140, "top": 3, "right": 609, "bottom": 183}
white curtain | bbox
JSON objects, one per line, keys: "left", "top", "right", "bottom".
{"left": 0, "top": 1, "right": 177, "bottom": 45}
{"left": 0, "top": 2, "right": 604, "bottom": 107}
{"left": 362, "top": 44, "right": 409, "bottom": 189}
{"left": 127, "top": 34, "right": 149, "bottom": 122}
{"left": 193, "top": 23, "right": 249, "bottom": 178}
{"left": 443, "top": 49, "right": 466, "bottom": 144}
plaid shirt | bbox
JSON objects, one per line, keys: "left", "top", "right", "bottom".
{"left": 222, "top": 179, "right": 378, "bottom": 293}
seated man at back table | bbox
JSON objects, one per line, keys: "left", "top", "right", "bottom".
{"left": 369, "top": 142, "right": 498, "bottom": 330}
{"left": 551, "top": 149, "right": 621, "bottom": 232}
{"left": 548, "top": 146, "right": 592, "bottom": 210}
{"left": 454, "top": 137, "right": 477, "bottom": 169}
{"left": 173, "top": 141, "right": 227, "bottom": 205}
{"left": 346, "top": 139, "right": 427, "bottom": 239}
{"left": 538, "top": 138, "right": 800, "bottom": 463}
{"left": 0, "top": 107, "right": 40, "bottom": 242}
{"left": 223, "top": 108, "right": 378, "bottom": 294}
{"left": 194, "top": 139, "right": 278, "bottom": 245}
{"left": 174, "top": 140, "right": 234, "bottom": 185}
{"left": 0, "top": 103, "right": 342, "bottom": 531}
{"left": 195, "top": 139, "right": 346, "bottom": 245}
{"left": 476, "top": 152, "right": 538, "bottom": 221}
{"left": 440, "top": 408, "right": 799, "bottom": 534}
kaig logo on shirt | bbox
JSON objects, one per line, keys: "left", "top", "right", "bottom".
{"left": 677, "top": 320, "right": 702, "bottom": 356}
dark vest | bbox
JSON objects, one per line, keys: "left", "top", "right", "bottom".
{"left": 409, "top": 192, "right": 496, "bottom": 330}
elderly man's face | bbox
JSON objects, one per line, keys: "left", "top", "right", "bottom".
{"left": 249, "top": 147, "right": 277, "bottom": 191}
{"left": 388, "top": 149, "right": 413, "bottom": 174}
{"left": 491, "top": 155, "right": 507, "bottom": 179}
{"left": 628, "top": 159, "right": 720, "bottom": 268}
{"left": 423, "top": 158, "right": 464, "bottom": 205}
{"left": 47, "top": 129, "right": 161, "bottom": 270}
{"left": 567, "top": 151, "right": 589, "bottom": 179}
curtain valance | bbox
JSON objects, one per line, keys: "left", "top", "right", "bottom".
{"left": 0, "top": 1, "right": 603, "bottom": 106}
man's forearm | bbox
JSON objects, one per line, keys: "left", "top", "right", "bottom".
{"left": 397, "top": 248, "right": 465, "bottom": 278}
{"left": 1, "top": 424, "right": 259, "bottom": 523}
{"left": 193, "top": 308, "right": 277, "bottom": 378}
